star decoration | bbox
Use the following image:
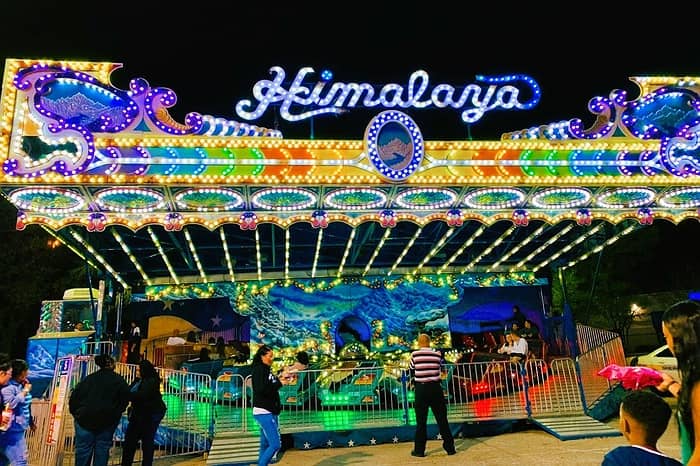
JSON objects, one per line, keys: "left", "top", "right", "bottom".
{"left": 326, "top": 439, "right": 334, "bottom": 447}
{"left": 348, "top": 440, "right": 355, "bottom": 447}
{"left": 304, "top": 442, "right": 311, "bottom": 449}
{"left": 211, "top": 314, "right": 222, "bottom": 327}
{"left": 162, "top": 299, "right": 174, "bottom": 311}
{"left": 392, "top": 436, "right": 399, "bottom": 443}
{"left": 437, "top": 433, "right": 443, "bottom": 440}
{"left": 370, "top": 438, "right": 377, "bottom": 445}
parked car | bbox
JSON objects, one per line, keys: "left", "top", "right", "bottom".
{"left": 629, "top": 344, "right": 679, "bottom": 382}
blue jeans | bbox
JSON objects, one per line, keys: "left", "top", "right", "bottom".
{"left": 253, "top": 413, "right": 280, "bottom": 466}
{"left": 0, "top": 430, "right": 26, "bottom": 466}
{"left": 3, "top": 431, "right": 27, "bottom": 466}
{"left": 74, "top": 421, "right": 117, "bottom": 466}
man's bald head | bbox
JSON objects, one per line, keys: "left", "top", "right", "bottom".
{"left": 418, "top": 333, "right": 431, "bottom": 347}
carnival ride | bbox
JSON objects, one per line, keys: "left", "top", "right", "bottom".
{"left": 3, "top": 59, "right": 698, "bottom": 461}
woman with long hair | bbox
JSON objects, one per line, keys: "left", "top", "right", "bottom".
{"left": 251, "top": 344, "right": 282, "bottom": 466}
{"left": 121, "top": 359, "right": 167, "bottom": 466}
{"left": 656, "top": 300, "right": 700, "bottom": 465}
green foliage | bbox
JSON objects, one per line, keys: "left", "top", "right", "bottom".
{"left": 0, "top": 201, "right": 85, "bottom": 357}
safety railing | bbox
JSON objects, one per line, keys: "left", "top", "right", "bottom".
{"left": 576, "top": 336, "right": 626, "bottom": 409}
{"left": 25, "top": 347, "right": 615, "bottom": 464}
{"left": 209, "top": 358, "right": 583, "bottom": 435}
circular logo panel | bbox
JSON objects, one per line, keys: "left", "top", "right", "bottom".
{"left": 364, "top": 111, "right": 424, "bottom": 181}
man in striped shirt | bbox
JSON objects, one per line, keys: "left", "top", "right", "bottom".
{"left": 409, "top": 333, "right": 456, "bottom": 457}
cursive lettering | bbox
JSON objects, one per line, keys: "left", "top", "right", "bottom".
{"left": 235, "top": 67, "right": 540, "bottom": 124}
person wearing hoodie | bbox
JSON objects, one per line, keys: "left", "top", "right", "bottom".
{"left": 251, "top": 345, "right": 282, "bottom": 466}
{"left": 69, "top": 354, "right": 130, "bottom": 466}
{"left": 121, "top": 359, "right": 166, "bottom": 466}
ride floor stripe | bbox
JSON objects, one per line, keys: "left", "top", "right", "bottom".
{"left": 531, "top": 415, "right": 621, "bottom": 440}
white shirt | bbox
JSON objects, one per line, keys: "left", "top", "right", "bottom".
{"left": 499, "top": 337, "right": 528, "bottom": 356}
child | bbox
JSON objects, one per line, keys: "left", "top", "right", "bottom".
{"left": 602, "top": 390, "right": 682, "bottom": 465}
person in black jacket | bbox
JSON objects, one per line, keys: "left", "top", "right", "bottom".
{"left": 69, "top": 354, "right": 130, "bottom": 466}
{"left": 121, "top": 359, "right": 166, "bottom": 466}
{"left": 251, "top": 344, "right": 282, "bottom": 466}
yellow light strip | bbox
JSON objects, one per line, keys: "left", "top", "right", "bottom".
{"left": 437, "top": 225, "right": 487, "bottom": 273}
{"left": 40, "top": 225, "right": 100, "bottom": 271}
{"left": 220, "top": 228, "right": 235, "bottom": 282}
{"left": 487, "top": 225, "right": 547, "bottom": 272}
{"left": 285, "top": 228, "right": 290, "bottom": 279}
{"left": 412, "top": 228, "right": 454, "bottom": 276}
{"left": 362, "top": 228, "right": 392, "bottom": 277}
{"left": 533, "top": 224, "right": 604, "bottom": 272}
{"left": 147, "top": 227, "right": 179, "bottom": 284}
{"left": 388, "top": 228, "right": 422, "bottom": 276}
{"left": 311, "top": 229, "right": 324, "bottom": 278}
{"left": 562, "top": 224, "right": 639, "bottom": 270}
{"left": 337, "top": 228, "right": 357, "bottom": 278}
{"left": 255, "top": 229, "right": 262, "bottom": 282}
{"left": 69, "top": 230, "right": 128, "bottom": 289}
{"left": 462, "top": 226, "right": 517, "bottom": 273}
{"left": 112, "top": 230, "right": 152, "bottom": 285}
{"left": 184, "top": 228, "right": 208, "bottom": 283}
{"left": 510, "top": 224, "right": 574, "bottom": 271}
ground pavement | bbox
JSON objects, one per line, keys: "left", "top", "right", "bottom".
{"left": 158, "top": 414, "right": 682, "bottom": 466}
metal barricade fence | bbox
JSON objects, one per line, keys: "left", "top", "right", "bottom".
{"left": 27, "top": 353, "right": 604, "bottom": 463}
{"left": 576, "top": 337, "right": 626, "bottom": 409}
{"left": 27, "top": 356, "right": 213, "bottom": 466}
{"left": 576, "top": 323, "right": 620, "bottom": 355}
{"left": 82, "top": 340, "right": 114, "bottom": 356}
{"left": 210, "top": 358, "right": 584, "bottom": 436}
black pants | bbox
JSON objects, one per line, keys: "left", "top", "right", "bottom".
{"left": 413, "top": 382, "right": 455, "bottom": 454}
{"left": 121, "top": 414, "right": 161, "bottom": 466}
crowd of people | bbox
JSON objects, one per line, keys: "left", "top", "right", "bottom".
{"left": 1, "top": 298, "right": 698, "bottom": 465}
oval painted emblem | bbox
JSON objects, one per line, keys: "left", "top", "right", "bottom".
{"left": 364, "top": 111, "right": 423, "bottom": 181}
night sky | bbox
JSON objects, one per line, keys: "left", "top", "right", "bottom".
{"left": 1, "top": 3, "right": 695, "bottom": 142}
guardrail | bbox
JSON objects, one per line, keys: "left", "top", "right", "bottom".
{"left": 25, "top": 342, "right": 619, "bottom": 464}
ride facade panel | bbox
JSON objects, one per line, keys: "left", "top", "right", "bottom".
{"left": 1, "top": 59, "right": 699, "bottom": 352}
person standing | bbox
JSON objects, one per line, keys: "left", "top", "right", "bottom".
{"left": 251, "top": 345, "right": 282, "bottom": 466}
{"left": 69, "top": 354, "right": 130, "bottom": 466}
{"left": 0, "top": 359, "right": 35, "bottom": 466}
{"left": 127, "top": 321, "right": 142, "bottom": 364}
{"left": 409, "top": 333, "right": 455, "bottom": 457}
{"left": 0, "top": 355, "right": 15, "bottom": 466}
{"left": 121, "top": 359, "right": 167, "bottom": 466}
{"left": 654, "top": 300, "right": 700, "bottom": 465}
{"left": 510, "top": 305, "right": 526, "bottom": 330}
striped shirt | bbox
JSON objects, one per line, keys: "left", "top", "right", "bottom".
{"left": 410, "top": 347, "right": 443, "bottom": 383}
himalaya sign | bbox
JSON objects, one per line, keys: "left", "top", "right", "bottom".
{"left": 235, "top": 67, "right": 541, "bottom": 124}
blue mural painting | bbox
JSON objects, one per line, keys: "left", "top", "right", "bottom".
{"left": 143, "top": 273, "right": 550, "bottom": 355}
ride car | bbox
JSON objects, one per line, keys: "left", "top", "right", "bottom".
{"left": 451, "top": 352, "right": 549, "bottom": 400}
